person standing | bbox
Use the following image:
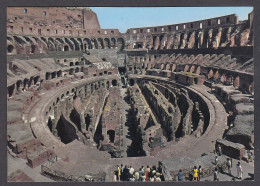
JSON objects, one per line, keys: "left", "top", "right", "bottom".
{"left": 237, "top": 162, "right": 243, "bottom": 179}
{"left": 215, "top": 156, "right": 219, "bottom": 165}
{"left": 247, "top": 149, "right": 252, "bottom": 163}
{"left": 123, "top": 165, "right": 130, "bottom": 181}
{"left": 138, "top": 168, "right": 143, "bottom": 181}
{"left": 129, "top": 166, "right": 135, "bottom": 176}
{"left": 217, "top": 144, "right": 222, "bottom": 156}
{"left": 178, "top": 169, "right": 183, "bottom": 181}
{"left": 198, "top": 165, "right": 202, "bottom": 181}
{"left": 117, "top": 165, "right": 121, "bottom": 181}
{"left": 214, "top": 168, "right": 219, "bottom": 181}
{"left": 145, "top": 166, "right": 150, "bottom": 181}
{"left": 113, "top": 171, "right": 117, "bottom": 182}
{"left": 192, "top": 166, "right": 199, "bottom": 181}
{"left": 134, "top": 171, "right": 140, "bottom": 181}
{"left": 227, "top": 158, "right": 232, "bottom": 175}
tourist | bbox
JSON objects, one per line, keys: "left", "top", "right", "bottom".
{"left": 138, "top": 168, "right": 143, "bottom": 181}
{"left": 129, "top": 166, "right": 135, "bottom": 175}
{"left": 123, "top": 165, "right": 130, "bottom": 181}
{"left": 227, "top": 158, "right": 232, "bottom": 175}
{"left": 155, "top": 176, "right": 161, "bottom": 182}
{"left": 217, "top": 144, "right": 222, "bottom": 156}
{"left": 214, "top": 168, "right": 219, "bottom": 181}
{"left": 237, "top": 162, "right": 243, "bottom": 179}
{"left": 145, "top": 166, "right": 150, "bottom": 181}
{"left": 113, "top": 171, "right": 117, "bottom": 182}
{"left": 121, "top": 164, "right": 124, "bottom": 173}
{"left": 192, "top": 166, "right": 199, "bottom": 181}
{"left": 129, "top": 174, "right": 135, "bottom": 182}
{"left": 215, "top": 156, "right": 219, "bottom": 165}
{"left": 134, "top": 171, "right": 140, "bottom": 181}
{"left": 117, "top": 165, "right": 121, "bottom": 181}
{"left": 247, "top": 149, "right": 252, "bottom": 163}
{"left": 178, "top": 169, "right": 183, "bottom": 181}
{"left": 198, "top": 165, "right": 202, "bottom": 181}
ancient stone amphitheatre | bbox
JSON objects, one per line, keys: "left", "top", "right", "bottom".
{"left": 6, "top": 7, "right": 254, "bottom": 182}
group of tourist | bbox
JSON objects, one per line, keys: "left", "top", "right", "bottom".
{"left": 113, "top": 164, "right": 164, "bottom": 181}
{"left": 177, "top": 165, "right": 203, "bottom": 181}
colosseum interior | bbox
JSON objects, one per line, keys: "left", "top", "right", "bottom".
{"left": 6, "top": 7, "right": 254, "bottom": 182}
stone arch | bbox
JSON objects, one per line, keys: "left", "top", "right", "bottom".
{"left": 70, "top": 38, "right": 80, "bottom": 51}
{"left": 65, "top": 38, "right": 74, "bottom": 51}
{"left": 31, "top": 44, "right": 37, "bottom": 53}
{"left": 64, "top": 45, "right": 69, "bottom": 51}
{"left": 23, "top": 78, "right": 29, "bottom": 89}
{"left": 214, "top": 71, "right": 220, "bottom": 80}
{"left": 83, "top": 38, "right": 92, "bottom": 49}
{"left": 69, "top": 68, "right": 74, "bottom": 75}
{"left": 8, "top": 84, "right": 15, "bottom": 97}
{"left": 107, "top": 130, "right": 115, "bottom": 143}
{"left": 189, "top": 65, "right": 195, "bottom": 73}
{"left": 46, "top": 72, "right": 51, "bottom": 80}
{"left": 97, "top": 38, "right": 104, "bottom": 49}
{"left": 184, "top": 65, "right": 189, "bottom": 72}
{"left": 208, "top": 69, "right": 214, "bottom": 79}
{"left": 104, "top": 38, "right": 111, "bottom": 49}
{"left": 111, "top": 38, "right": 116, "bottom": 48}
{"left": 93, "top": 38, "right": 98, "bottom": 49}
{"left": 220, "top": 74, "right": 226, "bottom": 83}
{"left": 7, "top": 45, "right": 15, "bottom": 54}
{"left": 57, "top": 70, "right": 62, "bottom": 77}
{"left": 195, "top": 66, "right": 201, "bottom": 74}
{"left": 16, "top": 80, "right": 22, "bottom": 92}
{"left": 117, "top": 38, "right": 125, "bottom": 51}
{"left": 171, "top": 64, "right": 176, "bottom": 72}
{"left": 47, "top": 117, "right": 53, "bottom": 132}
{"left": 165, "top": 63, "right": 171, "bottom": 70}
{"left": 51, "top": 72, "right": 57, "bottom": 79}
{"left": 112, "top": 79, "right": 117, "bottom": 87}
{"left": 129, "top": 79, "right": 135, "bottom": 86}
{"left": 160, "top": 63, "right": 164, "bottom": 70}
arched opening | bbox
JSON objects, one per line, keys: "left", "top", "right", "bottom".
{"left": 194, "top": 78, "right": 198, "bottom": 84}
{"left": 34, "top": 76, "right": 39, "bottom": 84}
{"left": 45, "top": 72, "right": 51, "bottom": 80}
{"left": 70, "top": 62, "right": 74, "bottom": 66}
{"left": 8, "top": 84, "right": 15, "bottom": 97}
{"left": 93, "top": 115, "right": 104, "bottom": 145}
{"left": 69, "top": 68, "right": 74, "bottom": 75}
{"left": 57, "top": 71, "right": 62, "bottom": 77}
{"left": 16, "top": 80, "right": 22, "bottom": 92}
{"left": 51, "top": 72, "right": 56, "bottom": 79}
{"left": 75, "top": 68, "right": 79, "bottom": 73}
{"left": 106, "top": 81, "right": 110, "bottom": 90}
{"left": 112, "top": 79, "right": 117, "bottom": 87}
{"left": 7, "top": 45, "right": 14, "bottom": 53}
{"left": 85, "top": 114, "right": 91, "bottom": 131}
{"left": 69, "top": 108, "right": 81, "bottom": 131}
{"left": 75, "top": 61, "right": 79, "bottom": 65}
{"left": 64, "top": 45, "right": 69, "bottom": 51}
{"left": 107, "top": 130, "right": 115, "bottom": 143}
{"left": 47, "top": 117, "right": 53, "bottom": 132}
{"left": 129, "top": 79, "right": 135, "bottom": 86}
{"left": 31, "top": 45, "right": 36, "bottom": 53}
{"left": 56, "top": 115, "right": 77, "bottom": 144}
{"left": 23, "top": 79, "right": 29, "bottom": 89}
